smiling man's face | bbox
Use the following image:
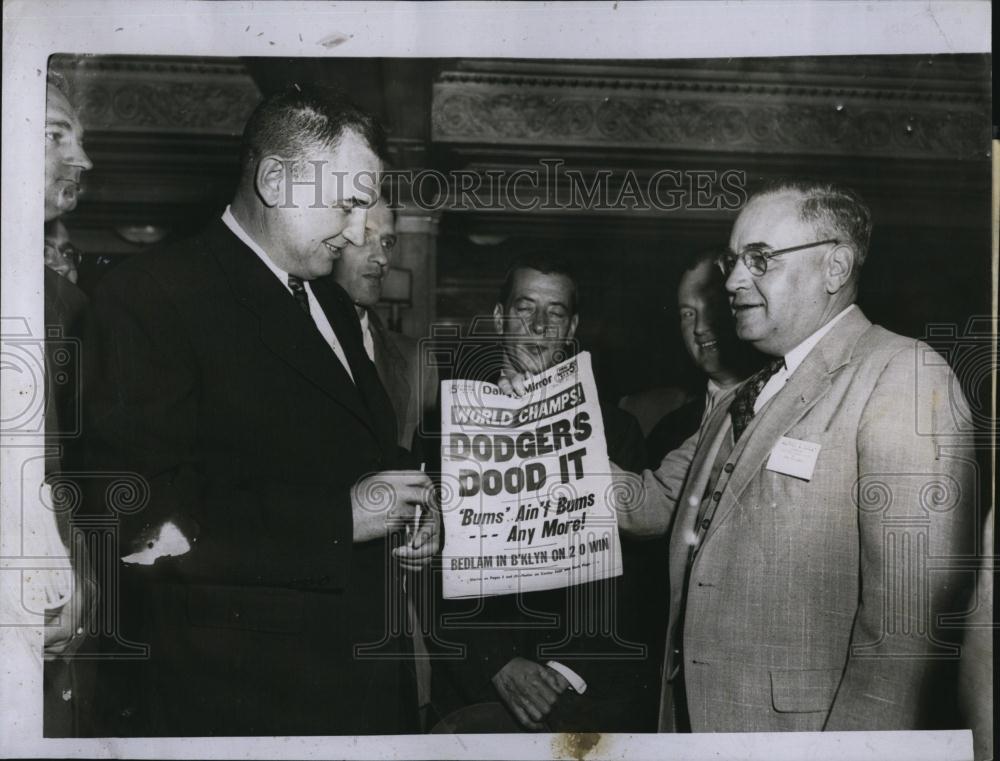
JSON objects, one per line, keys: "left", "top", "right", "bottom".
{"left": 493, "top": 267, "right": 579, "bottom": 375}
{"left": 269, "top": 128, "right": 382, "bottom": 280}
{"left": 331, "top": 200, "right": 396, "bottom": 310}
{"left": 678, "top": 259, "right": 740, "bottom": 383}
{"left": 726, "top": 192, "right": 835, "bottom": 357}
{"left": 44, "top": 218, "right": 79, "bottom": 283}
{"left": 44, "top": 86, "right": 93, "bottom": 222}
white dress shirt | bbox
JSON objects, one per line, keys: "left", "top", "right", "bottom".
{"left": 753, "top": 305, "right": 856, "bottom": 413}
{"left": 546, "top": 660, "right": 588, "bottom": 694}
{"left": 703, "top": 378, "right": 728, "bottom": 422}
{"left": 221, "top": 206, "right": 354, "bottom": 382}
{"left": 359, "top": 310, "right": 376, "bottom": 363}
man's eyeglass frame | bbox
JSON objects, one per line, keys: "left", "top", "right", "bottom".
{"left": 716, "top": 238, "right": 841, "bottom": 278}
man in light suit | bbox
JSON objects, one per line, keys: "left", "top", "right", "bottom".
{"left": 82, "top": 85, "right": 437, "bottom": 736}
{"left": 617, "top": 179, "right": 976, "bottom": 732}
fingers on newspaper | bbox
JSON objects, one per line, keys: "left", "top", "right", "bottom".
{"left": 441, "top": 352, "right": 623, "bottom": 599}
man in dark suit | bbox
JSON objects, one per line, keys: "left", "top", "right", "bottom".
{"left": 44, "top": 73, "right": 92, "bottom": 476}
{"left": 433, "top": 253, "right": 653, "bottom": 732}
{"left": 41, "top": 72, "right": 98, "bottom": 737}
{"left": 82, "top": 85, "right": 436, "bottom": 736}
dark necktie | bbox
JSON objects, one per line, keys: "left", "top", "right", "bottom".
{"left": 287, "top": 275, "right": 310, "bottom": 315}
{"left": 729, "top": 357, "right": 785, "bottom": 441}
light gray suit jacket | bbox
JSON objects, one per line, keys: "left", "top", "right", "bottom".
{"left": 622, "top": 307, "right": 976, "bottom": 732}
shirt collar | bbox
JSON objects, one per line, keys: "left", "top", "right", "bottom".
{"left": 221, "top": 205, "right": 290, "bottom": 285}
{"left": 783, "top": 304, "right": 856, "bottom": 374}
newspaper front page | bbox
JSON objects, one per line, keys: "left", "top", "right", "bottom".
{"left": 441, "top": 352, "right": 624, "bottom": 599}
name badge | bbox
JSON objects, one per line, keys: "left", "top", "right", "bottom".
{"left": 766, "top": 436, "right": 821, "bottom": 481}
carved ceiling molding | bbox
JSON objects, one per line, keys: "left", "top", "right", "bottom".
{"left": 432, "top": 72, "right": 989, "bottom": 161}
{"left": 436, "top": 70, "right": 984, "bottom": 106}
{"left": 51, "top": 56, "right": 262, "bottom": 136}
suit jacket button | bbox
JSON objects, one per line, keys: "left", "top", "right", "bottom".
{"left": 700, "top": 518, "right": 711, "bottom": 530}
{"left": 712, "top": 491, "right": 722, "bottom": 502}
{"left": 723, "top": 463, "right": 734, "bottom": 473}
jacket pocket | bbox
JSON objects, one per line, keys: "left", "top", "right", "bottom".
{"left": 186, "top": 584, "right": 305, "bottom": 634}
{"left": 769, "top": 668, "right": 843, "bottom": 713}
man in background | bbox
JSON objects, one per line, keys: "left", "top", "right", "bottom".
{"left": 644, "top": 248, "right": 757, "bottom": 468}
{"left": 44, "top": 72, "right": 92, "bottom": 434}
{"left": 83, "top": 84, "right": 436, "bottom": 736}
{"left": 328, "top": 196, "right": 438, "bottom": 727}
{"left": 41, "top": 71, "right": 96, "bottom": 736}
{"left": 433, "top": 253, "right": 655, "bottom": 732}
{"left": 490, "top": 253, "right": 645, "bottom": 477}
{"left": 329, "top": 198, "right": 436, "bottom": 453}
{"left": 628, "top": 247, "right": 759, "bottom": 685}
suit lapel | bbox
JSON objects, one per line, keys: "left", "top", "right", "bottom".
{"left": 705, "top": 308, "right": 872, "bottom": 540}
{"left": 685, "top": 397, "right": 732, "bottom": 495}
{"left": 311, "top": 278, "right": 399, "bottom": 454}
{"left": 208, "top": 220, "right": 375, "bottom": 435}
{"left": 666, "top": 390, "right": 736, "bottom": 582}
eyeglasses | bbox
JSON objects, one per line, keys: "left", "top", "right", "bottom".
{"left": 716, "top": 238, "right": 840, "bottom": 277}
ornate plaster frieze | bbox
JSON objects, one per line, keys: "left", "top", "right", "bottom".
{"left": 432, "top": 70, "right": 989, "bottom": 161}
{"left": 49, "top": 55, "right": 262, "bottom": 136}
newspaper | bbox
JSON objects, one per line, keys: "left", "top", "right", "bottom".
{"left": 441, "top": 352, "right": 623, "bottom": 599}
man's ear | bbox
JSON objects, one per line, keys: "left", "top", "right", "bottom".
{"left": 493, "top": 303, "right": 505, "bottom": 336}
{"left": 825, "top": 243, "right": 856, "bottom": 294}
{"left": 566, "top": 314, "right": 579, "bottom": 340}
{"left": 255, "top": 156, "right": 287, "bottom": 208}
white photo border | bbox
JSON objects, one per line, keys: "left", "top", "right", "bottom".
{"left": 1, "top": 1, "right": 991, "bottom": 758}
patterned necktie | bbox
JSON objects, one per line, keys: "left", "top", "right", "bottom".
{"left": 729, "top": 357, "right": 786, "bottom": 441}
{"left": 287, "top": 275, "right": 310, "bottom": 315}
